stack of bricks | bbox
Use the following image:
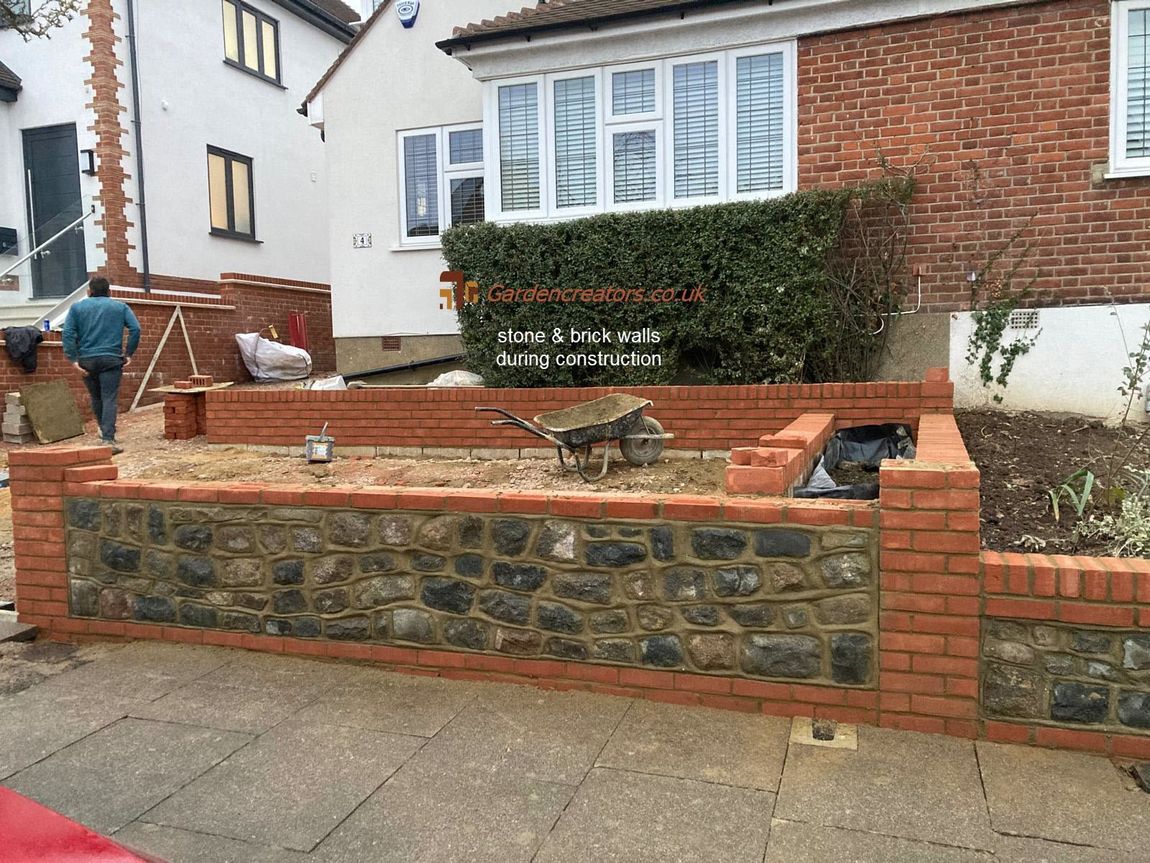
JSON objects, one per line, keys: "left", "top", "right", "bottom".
{"left": 726, "top": 413, "right": 835, "bottom": 495}
{"left": 163, "top": 395, "right": 199, "bottom": 440}
{"left": 2, "top": 393, "right": 35, "bottom": 444}
{"left": 189, "top": 374, "right": 214, "bottom": 388}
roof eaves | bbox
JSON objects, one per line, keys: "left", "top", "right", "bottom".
{"left": 305, "top": 0, "right": 391, "bottom": 105}
{"left": 269, "top": 0, "right": 358, "bottom": 43}
{"left": 436, "top": 0, "right": 746, "bottom": 53}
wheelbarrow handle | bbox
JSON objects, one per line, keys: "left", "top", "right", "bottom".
{"left": 475, "top": 406, "right": 563, "bottom": 447}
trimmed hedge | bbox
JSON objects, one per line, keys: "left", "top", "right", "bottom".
{"left": 443, "top": 189, "right": 890, "bottom": 388}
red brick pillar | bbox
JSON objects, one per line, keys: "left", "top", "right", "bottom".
{"left": 11, "top": 446, "right": 116, "bottom": 638}
{"left": 878, "top": 413, "right": 982, "bottom": 738}
{"left": 163, "top": 394, "right": 198, "bottom": 440}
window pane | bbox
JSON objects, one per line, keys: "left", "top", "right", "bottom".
{"left": 613, "top": 69, "right": 655, "bottom": 115}
{"left": 404, "top": 134, "right": 439, "bottom": 237}
{"left": 737, "top": 53, "right": 786, "bottom": 192}
{"left": 554, "top": 76, "right": 597, "bottom": 208}
{"left": 1129, "top": 9, "right": 1150, "bottom": 159}
{"left": 242, "top": 10, "right": 259, "bottom": 71}
{"left": 450, "top": 176, "right": 486, "bottom": 226}
{"left": 231, "top": 159, "right": 252, "bottom": 235}
{"left": 208, "top": 154, "right": 229, "bottom": 231}
{"left": 262, "top": 20, "right": 278, "bottom": 81}
{"left": 448, "top": 129, "right": 483, "bottom": 165}
{"left": 498, "top": 83, "right": 540, "bottom": 211}
{"left": 613, "top": 130, "right": 657, "bottom": 204}
{"left": 672, "top": 60, "right": 719, "bottom": 198}
{"left": 222, "top": 1, "right": 240, "bottom": 62}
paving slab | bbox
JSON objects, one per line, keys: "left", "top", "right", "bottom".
{"left": 34, "top": 642, "right": 231, "bottom": 701}
{"left": 0, "top": 686, "right": 138, "bottom": 780}
{"left": 534, "top": 766, "right": 773, "bottom": 863}
{"left": 763, "top": 819, "right": 993, "bottom": 862}
{"left": 977, "top": 741, "right": 1150, "bottom": 854}
{"left": 992, "top": 835, "right": 1141, "bottom": 862}
{"left": 144, "top": 720, "right": 423, "bottom": 851}
{"left": 129, "top": 679, "right": 321, "bottom": 734}
{"left": 412, "top": 684, "right": 632, "bottom": 786}
{"left": 596, "top": 699, "right": 790, "bottom": 790}
{"left": 194, "top": 653, "right": 358, "bottom": 699}
{"left": 312, "top": 758, "right": 574, "bottom": 863}
{"left": 3, "top": 718, "right": 250, "bottom": 834}
{"left": 114, "top": 822, "right": 310, "bottom": 863}
{"left": 292, "top": 668, "right": 478, "bottom": 738}
{"left": 775, "top": 726, "right": 996, "bottom": 851}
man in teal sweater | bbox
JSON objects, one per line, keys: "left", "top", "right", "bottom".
{"left": 62, "top": 276, "right": 141, "bottom": 454}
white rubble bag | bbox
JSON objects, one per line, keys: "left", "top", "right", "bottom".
{"left": 308, "top": 375, "right": 347, "bottom": 391}
{"left": 235, "top": 332, "right": 312, "bottom": 382}
{"left": 428, "top": 370, "right": 484, "bottom": 387}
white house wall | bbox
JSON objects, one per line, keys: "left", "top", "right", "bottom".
{"left": 0, "top": 12, "right": 101, "bottom": 300}
{"left": 321, "top": 0, "right": 512, "bottom": 340}
{"left": 136, "top": 0, "right": 338, "bottom": 285}
{"left": 950, "top": 305, "right": 1150, "bottom": 424}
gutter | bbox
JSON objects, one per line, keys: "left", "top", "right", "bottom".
{"left": 436, "top": 0, "right": 753, "bottom": 53}
{"left": 269, "top": 0, "right": 357, "bottom": 43}
{"left": 125, "top": 0, "right": 150, "bottom": 293}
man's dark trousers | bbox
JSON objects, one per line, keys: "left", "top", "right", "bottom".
{"left": 80, "top": 355, "right": 125, "bottom": 442}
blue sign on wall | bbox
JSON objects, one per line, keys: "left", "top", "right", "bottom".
{"left": 395, "top": 0, "right": 419, "bottom": 28}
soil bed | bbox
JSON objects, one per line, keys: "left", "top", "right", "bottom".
{"left": 956, "top": 409, "right": 1150, "bottom": 557}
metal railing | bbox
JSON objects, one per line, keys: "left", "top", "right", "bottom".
{"left": 0, "top": 202, "right": 96, "bottom": 283}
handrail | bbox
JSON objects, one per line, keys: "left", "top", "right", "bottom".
{"left": 0, "top": 204, "right": 96, "bottom": 282}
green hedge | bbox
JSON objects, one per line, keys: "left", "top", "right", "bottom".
{"left": 443, "top": 188, "right": 893, "bottom": 388}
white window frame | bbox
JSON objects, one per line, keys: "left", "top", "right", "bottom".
{"left": 546, "top": 68, "right": 605, "bottom": 218}
{"left": 1111, "top": 0, "right": 1150, "bottom": 177}
{"left": 605, "top": 122, "right": 665, "bottom": 213}
{"left": 483, "top": 40, "right": 796, "bottom": 224}
{"left": 606, "top": 61, "right": 663, "bottom": 124}
{"left": 665, "top": 50, "right": 728, "bottom": 209}
{"left": 727, "top": 42, "right": 798, "bottom": 201}
{"left": 396, "top": 122, "right": 485, "bottom": 248}
{"left": 485, "top": 75, "right": 548, "bottom": 223}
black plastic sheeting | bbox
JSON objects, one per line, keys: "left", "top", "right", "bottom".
{"left": 793, "top": 423, "right": 916, "bottom": 500}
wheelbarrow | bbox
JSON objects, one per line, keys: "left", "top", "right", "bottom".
{"left": 476, "top": 393, "right": 674, "bottom": 482}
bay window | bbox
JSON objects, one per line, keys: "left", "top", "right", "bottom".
{"left": 484, "top": 40, "right": 796, "bottom": 222}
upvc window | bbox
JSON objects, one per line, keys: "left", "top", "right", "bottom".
{"left": 207, "top": 146, "right": 256, "bottom": 240}
{"left": 485, "top": 41, "right": 795, "bottom": 223}
{"left": 1112, "top": 1, "right": 1150, "bottom": 176}
{"left": 397, "top": 124, "right": 485, "bottom": 246}
{"left": 222, "top": 0, "right": 281, "bottom": 85}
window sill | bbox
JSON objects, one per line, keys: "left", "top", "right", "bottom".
{"left": 390, "top": 242, "right": 443, "bottom": 252}
{"left": 223, "top": 59, "right": 286, "bottom": 90}
{"left": 210, "top": 229, "right": 263, "bottom": 244}
{"left": 1103, "top": 168, "right": 1150, "bottom": 181}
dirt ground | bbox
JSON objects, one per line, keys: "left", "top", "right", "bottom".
{"left": 957, "top": 409, "right": 1150, "bottom": 556}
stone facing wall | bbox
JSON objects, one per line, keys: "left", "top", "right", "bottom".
{"left": 983, "top": 620, "right": 1150, "bottom": 735}
{"left": 64, "top": 498, "right": 877, "bottom": 687}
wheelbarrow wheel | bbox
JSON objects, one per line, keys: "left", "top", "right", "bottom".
{"left": 620, "top": 417, "right": 665, "bottom": 466}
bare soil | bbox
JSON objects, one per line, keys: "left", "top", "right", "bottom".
{"left": 956, "top": 409, "right": 1150, "bottom": 556}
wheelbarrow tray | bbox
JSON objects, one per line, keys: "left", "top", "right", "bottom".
{"left": 534, "top": 394, "right": 651, "bottom": 450}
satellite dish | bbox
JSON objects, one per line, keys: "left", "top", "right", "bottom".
{"left": 395, "top": 0, "right": 419, "bottom": 28}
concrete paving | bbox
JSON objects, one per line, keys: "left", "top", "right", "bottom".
{"left": 0, "top": 640, "right": 1145, "bottom": 862}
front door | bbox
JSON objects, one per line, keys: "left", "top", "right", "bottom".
{"left": 22, "top": 124, "right": 87, "bottom": 298}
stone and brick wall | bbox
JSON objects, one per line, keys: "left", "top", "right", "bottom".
{"left": 203, "top": 377, "right": 954, "bottom": 452}
{"left": 62, "top": 497, "right": 878, "bottom": 688}
{"left": 800, "top": 0, "right": 1150, "bottom": 312}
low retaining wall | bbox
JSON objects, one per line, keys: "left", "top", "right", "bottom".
{"left": 202, "top": 373, "right": 954, "bottom": 452}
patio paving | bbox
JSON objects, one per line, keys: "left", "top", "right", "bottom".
{"left": 0, "top": 640, "right": 1146, "bottom": 862}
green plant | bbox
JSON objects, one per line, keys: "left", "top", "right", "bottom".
{"left": 443, "top": 177, "right": 915, "bottom": 388}
{"left": 962, "top": 221, "right": 1041, "bottom": 403}
{"left": 1099, "top": 313, "right": 1150, "bottom": 505}
{"left": 1048, "top": 468, "right": 1095, "bottom": 525}
{"left": 1081, "top": 469, "right": 1150, "bottom": 557}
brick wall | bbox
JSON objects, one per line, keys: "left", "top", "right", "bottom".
{"left": 0, "top": 278, "right": 334, "bottom": 420}
{"left": 204, "top": 378, "right": 954, "bottom": 451}
{"left": 800, "top": 0, "right": 1150, "bottom": 312}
